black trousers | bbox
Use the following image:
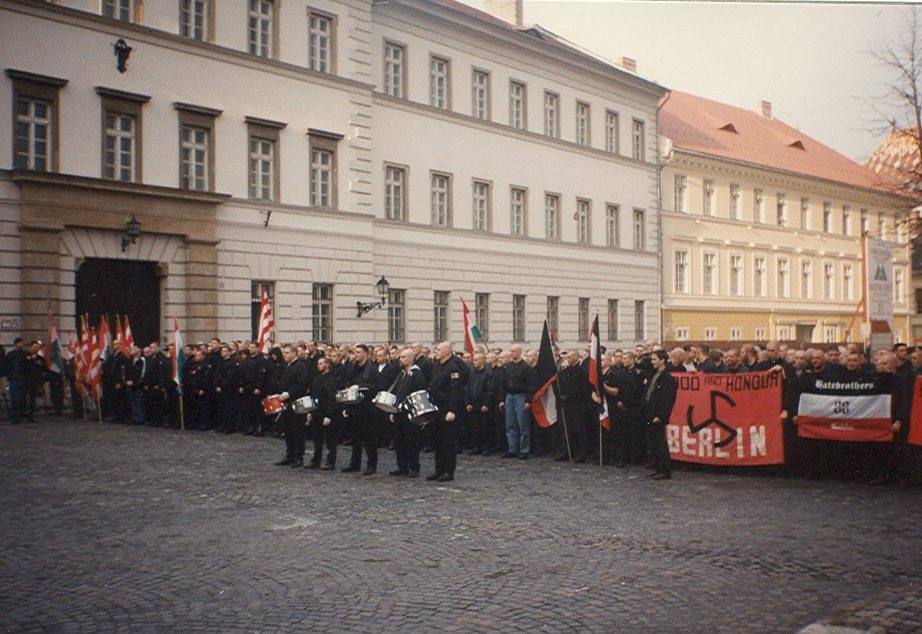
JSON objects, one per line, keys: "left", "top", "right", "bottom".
{"left": 560, "top": 400, "right": 588, "bottom": 459}
{"left": 646, "top": 421, "right": 671, "bottom": 476}
{"left": 282, "top": 409, "right": 306, "bottom": 461}
{"left": 394, "top": 416, "right": 422, "bottom": 473}
{"left": 309, "top": 414, "right": 338, "bottom": 466}
{"left": 432, "top": 415, "right": 458, "bottom": 477}
{"left": 469, "top": 407, "right": 492, "bottom": 452}
{"left": 347, "top": 404, "right": 378, "bottom": 470}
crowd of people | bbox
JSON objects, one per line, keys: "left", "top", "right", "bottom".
{"left": 2, "top": 335, "right": 920, "bottom": 487}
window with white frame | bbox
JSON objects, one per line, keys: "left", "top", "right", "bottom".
{"left": 544, "top": 91, "right": 559, "bottom": 138}
{"left": 777, "top": 258, "right": 789, "bottom": 298}
{"left": 248, "top": 136, "right": 274, "bottom": 199}
{"left": 703, "top": 252, "right": 717, "bottom": 295}
{"left": 545, "top": 193, "right": 560, "bottom": 240}
{"left": 431, "top": 172, "right": 452, "bottom": 226}
{"left": 754, "top": 327, "right": 766, "bottom": 341}
{"left": 179, "top": 124, "right": 208, "bottom": 191}
{"left": 576, "top": 199, "right": 590, "bottom": 244}
{"left": 605, "top": 110, "right": 619, "bottom": 154}
{"left": 576, "top": 101, "right": 590, "bottom": 146}
{"left": 511, "top": 187, "right": 526, "bottom": 236}
{"left": 754, "top": 256, "right": 766, "bottom": 297}
{"left": 310, "top": 148, "right": 333, "bottom": 208}
{"left": 703, "top": 179, "right": 714, "bottom": 216}
{"left": 510, "top": 81, "right": 526, "bottom": 130}
{"left": 10, "top": 69, "right": 65, "bottom": 173}
{"left": 309, "top": 12, "right": 334, "bottom": 73}
{"left": 754, "top": 189, "right": 764, "bottom": 223}
{"left": 801, "top": 260, "right": 812, "bottom": 299}
{"left": 730, "top": 255, "right": 742, "bottom": 296}
{"left": 430, "top": 56, "right": 450, "bottom": 110}
{"left": 634, "top": 300, "right": 645, "bottom": 340}
{"left": 99, "top": 88, "right": 149, "bottom": 183}
{"left": 675, "top": 175, "right": 687, "bottom": 212}
{"left": 843, "top": 264, "right": 854, "bottom": 301}
{"left": 472, "top": 70, "right": 489, "bottom": 120}
{"left": 823, "top": 202, "right": 832, "bottom": 233}
{"left": 103, "top": 0, "right": 134, "bottom": 21}
{"left": 878, "top": 212, "right": 887, "bottom": 239}
{"left": 606, "top": 204, "right": 619, "bottom": 247}
{"left": 801, "top": 197, "right": 810, "bottom": 230}
{"left": 823, "top": 326, "right": 838, "bottom": 344}
{"left": 312, "top": 283, "right": 333, "bottom": 343}
{"left": 546, "top": 296, "right": 559, "bottom": 340}
{"left": 475, "top": 293, "right": 489, "bottom": 341}
{"left": 842, "top": 205, "right": 851, "bottom": 236}
{"left": 433, "top": 290, "right": 449, "bottom": 342}
{"left": 777, "top": 325, "right": 791, "bottom": 340}
{"left": 248, "top": 0, "right": 274, "bottom": 58}
{"left": 180, "top": 0, "right": 209, "bottom": 40}
{"left": 578, "top": 297, "right": 590, "bottom": 341}
{"left": 385, "top": 164, "right": 406, "bottom": 221}
{"left": 777, "top": 193, "right": 787, "bottom": 226}
{"left": 730, "top": 327, "right": 742, "bottom": 342}
{"left": 388, "top": 289, "right": 405, "bottom": 343}
{"left": 704, "top": 327, "right": 716, "bottom": 341}
{"left": 473, "top": 180, "right": 491, "bottom": 231}
{"left": 730, "top": 184, "right": 740, "bottom": 220}
{"left": 675, "top": 250, "right": 689, "bottom": 294}
{"left": 633, "top": 208, "right": 645, "bottom": 251}
{"left": 384, "top": 42, "right": 405, "bottom": 98}
{"left": 674, "top": 327, "right": 689, "bottom": 341}
{"left": 824, "top": 263, "right": 834, "bottom": 300}
{"left": 512, "top": 294, "right": 526, "bottom": 341}
{"left": 631, "top": 118, "right": 644, "bottom": 160}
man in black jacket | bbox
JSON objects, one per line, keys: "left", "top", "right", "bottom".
{"left": 427, "top": 341, "right": 467, "bottom": 481}
{"left": 212, "top": 344, "right": 238, "bottom": 433}
{"left": 274, "top": 344, "right": 310, "bottom": 467}
{"left": 499, "top": 344, "right": 531, "bottom": 459}
{"left": 341, "top": 343, "right": 381, "bottom": 475}
{"left": 556, "top": 350, "right": 599, "bottom": 463}
{"left": 465, "top": 351, "right": 495, "bottom": 456}
{"left": 306, "top": 356, "right": 339, "bottom": 470}
{"left": 643, "top": 350, "right": 678, "bottom": 480}
{"left": 390, "top": 349, "right": 429, "bottom": 478}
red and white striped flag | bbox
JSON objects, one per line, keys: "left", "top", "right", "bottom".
{"left": 257, "top": 285, "right": 274, "bottom": 354}
{"left": 589, "top": 315, "right": 610, "bottom": 431}
{"left": 123, "top": 315, "right": 134, "bottom": 349}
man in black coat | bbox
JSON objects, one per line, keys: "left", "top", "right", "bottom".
{"left": 390, "top": 348, "right": 429, "bottom": 477}
{"left": 426, "top": 341, "right": 467, "bottom": 481}
{"left": 212, "top": 344, "right": 238, "bottom": 433}
{"left": 306, "top": 356, "right": 339, "bottom": 470}
{"left": 274, "top": 344, "right": 311, "bottom": 467}
{"left": 642, "top": 349, "right": 678, "bottom": 480}
{"left": 465, "top": 351, "right": 495, "bottom": 456}
{"left": 239, "top": 342, "right": 269, "bottom": 436}
{"left": 556, "top": 350, "right": 599, "bottom": 463}
{"left": 341, "top": 343, "right": 381, "bottom": 475}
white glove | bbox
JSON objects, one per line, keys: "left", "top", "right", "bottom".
{"left": 389, "top": 414, "right": 395, "bottom": 422}
{"left": 343, "top": 410, "right": 349, "bottom": 418}
{"left": 279, "top": 392, "right": 290, "bottom": 401}
{"left": 445, "top": 411, "right": 455, "bottom": 422}
{"left": 323, "top": 417, "right": 331, "bottom": 426}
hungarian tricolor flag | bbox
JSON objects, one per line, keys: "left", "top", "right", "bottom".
{"left": 531, "top": 321, "right": 559, "bottom": 428}
{"left": 172, "top": 315, "right": 186, "bottom": 396}
{"left": 589, "top": 315, "right": 610, "bottom": 430}
{"left": 462, "top": 298, "right": 484, "bottom": 355}
{"left": 45, "top": 312, "right": 64, "bottom": 374}
{"left": 256, "top": 286, "right": 274, "bottom": 354}
{"left": 123, "top": 315, "right": 134, "bottom": 349}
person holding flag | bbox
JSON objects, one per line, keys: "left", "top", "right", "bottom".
{"left": 555, "top": 349, "right": 599, "bottom": 463}
{"left": 45, "top": 313, "right": 65, "bottom": 416}
{"left": 461, "top": 299, "right": 485, "bottom": 356}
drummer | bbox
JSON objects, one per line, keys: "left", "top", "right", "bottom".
{"left": 341, "top": 343, "right": 381, "bottom": 475}
{"left": 274, "top": 344, "right": 311, "bottom": 468}
{"left": 389, "top": 348, "right": 428, "bottom": 478}
{"left": 305, "top": 356, "right": 339, "bottom": 470}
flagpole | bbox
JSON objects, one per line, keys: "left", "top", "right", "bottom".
{"left": 178, "top": 391, "right": 185, "bottom": 431}
{"left": 599, "top": 414, "right": 603, "bottom": 467}
{"left": 559, "top": 404, "right": 573, "bottom": 462}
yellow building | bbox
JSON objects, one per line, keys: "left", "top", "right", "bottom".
{"left": 659, "top": 92, "right": 913, "bottom": 347}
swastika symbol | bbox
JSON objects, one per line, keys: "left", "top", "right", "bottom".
{"left": 686, "top": 390, "right": 737, "bottom": 447}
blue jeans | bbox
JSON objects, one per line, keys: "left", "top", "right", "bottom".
{"left": 505, "top": 392, "right": 529, "bottom": 455}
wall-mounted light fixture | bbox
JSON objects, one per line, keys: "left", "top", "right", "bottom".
{"left": 356, "top": 276, "right": 390, "bottom": 317}
{"left": 121, "top": 215, "right": 141, "bottom": 252}
{"left": 114, "top": 39, "right": 133, "bottom": 73}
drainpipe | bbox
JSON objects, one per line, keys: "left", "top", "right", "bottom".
{"left": 656, "top": 90, "right": 672, "bottom": 344}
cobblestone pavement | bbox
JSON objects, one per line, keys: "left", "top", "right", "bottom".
{"left": 1, "top": 418, "right": 921, "bottom": 634}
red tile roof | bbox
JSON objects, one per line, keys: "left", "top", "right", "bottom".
{"left": 661, "top": 91, "right": 901, "bottom": 194}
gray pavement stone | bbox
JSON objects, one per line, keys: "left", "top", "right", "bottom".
{"left": 0, "top": 418, "right": 921, "bottom": 633}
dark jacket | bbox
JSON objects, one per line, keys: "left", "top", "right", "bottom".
{"left": 501, "top": 359, "right": 530, "bottom": 395}
{"left": 310, "top": 371, "right": 339, "bottom": 422}
{"left": 429, "top": 355, "right": 466, "bottom": 414}
{"left": 465, "top": 365, "right": 495, "bottom": 408}
{"left": 641, "top": 368, "right": 678, "bottom": 424}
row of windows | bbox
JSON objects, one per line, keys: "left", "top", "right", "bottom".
{"left": 673, "top": 175, "right": 900, "bottom": 240}
{"left": 672, "top": 324, "right": 858, "bottom": 344}
{"left": 674, "top": 250, "right": 906, "bottom": 303}
{"left": 384, "top": 164, "right": 647, "bottom": 246}
{"left": 383, "top": 42, "right": 647, "bottom": 159}
{"left": 252, "top": 283, "right": 647, "bottom": 344}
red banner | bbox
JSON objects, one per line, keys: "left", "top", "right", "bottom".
{"left": 667, "top": 371, "right": 784, "bottom": 466}
{"left": 909, "top": 377, "right": 922, "bottom": 448}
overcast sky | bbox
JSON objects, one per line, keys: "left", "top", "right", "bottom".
{"left": 460, "top": 0, "right": 911, "bottom": 164}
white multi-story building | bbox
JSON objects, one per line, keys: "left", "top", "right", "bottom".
{"left": 0, "top": 0, "right": 665, "bottom": 349}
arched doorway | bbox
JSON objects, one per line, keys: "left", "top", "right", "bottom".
{"left": 75, "top": 258, "right": 160, "bottom": 347}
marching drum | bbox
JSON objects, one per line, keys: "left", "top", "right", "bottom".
{"left": 372, "top": 391, "right": 399, "bottom": 413}
{"left": 292, "top": 395, "right": 317, "bottom": 414}
{"left": 261, "top": 394, "right": 285, "bottom": 415}
{"left": 336, "top": 386, "right": 363, "bottom": 405}
{"left": 402, "top": 390, "right": 439, "bottom": 425}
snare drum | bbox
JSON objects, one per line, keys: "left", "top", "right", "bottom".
{"left": 336, "top": 386, "right": 363, "bottom": 405}
{"left": 261, "top": 394, "right": 285, "bottom": 415}
{"left": 292, "top": 395, "right": 317, "bottom": 414}
{"left": 402, "top": 390, "right": 438, "bottom": 425}
{"left": 372, "top": 391, "right": 399, "bottom": 413}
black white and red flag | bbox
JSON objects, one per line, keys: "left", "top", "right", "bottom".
{"left": 589, "top": 315, "right": 610, "bottom": 430}
{"left": 532, "top": 321, "right": 559, "bottom": 428}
